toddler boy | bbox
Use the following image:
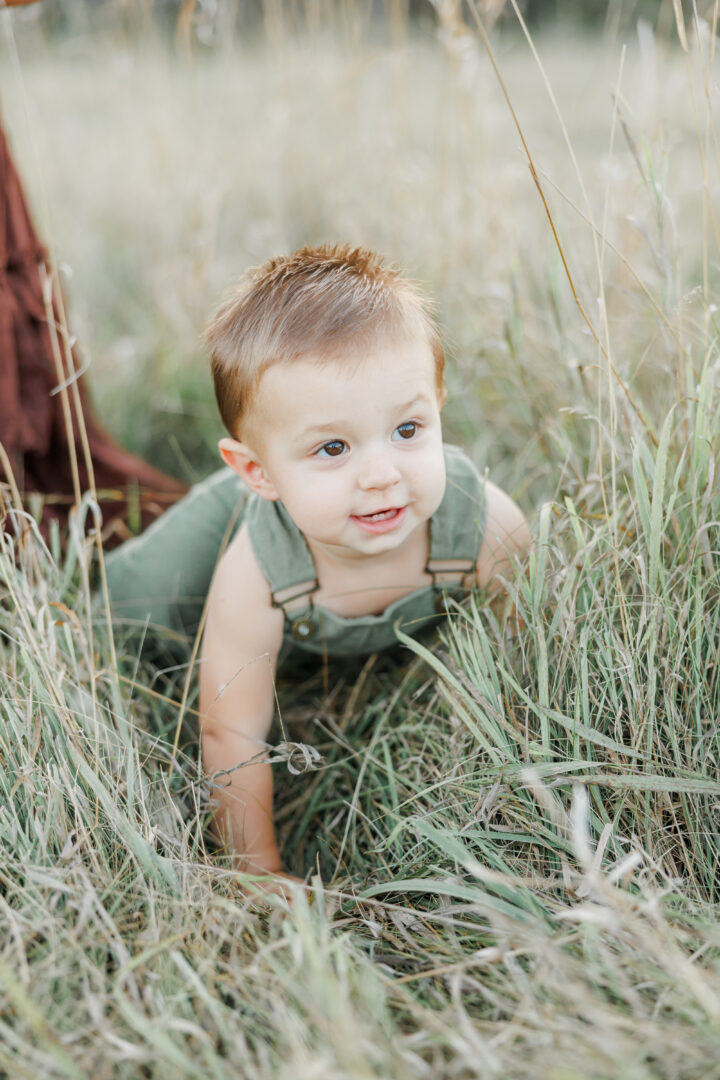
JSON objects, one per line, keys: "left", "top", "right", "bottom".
{"left": 106, "top": 244, "right": 530, "bottom": 885}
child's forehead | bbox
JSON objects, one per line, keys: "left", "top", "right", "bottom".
{"left": 267, "top": 337, "right": 435, "bottom": 398}
{"left": 243, "top": 338, "right": 438, "bottom": 443}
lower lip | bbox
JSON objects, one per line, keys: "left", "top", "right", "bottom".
{"left": 351, "top": 506, "right": 407, "bottom": 534}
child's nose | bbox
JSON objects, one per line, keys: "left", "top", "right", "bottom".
{"left": 357, "top": 452, "right": 402, "bottom": 491}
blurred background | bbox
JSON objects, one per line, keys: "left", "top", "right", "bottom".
{"left": 1, "top": 0, "right": 715, "bottom": 511}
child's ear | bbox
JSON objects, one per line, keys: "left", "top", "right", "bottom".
{"left": 218, "top": 438, "right": 279, "bottom": 501}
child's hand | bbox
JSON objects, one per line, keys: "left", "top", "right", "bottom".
{"left": 241, "top": 867, "right": 310, "bottom": 908}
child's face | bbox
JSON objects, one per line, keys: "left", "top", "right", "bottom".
{"left": 241, "top": 335, "right": 446, "bottom": 561}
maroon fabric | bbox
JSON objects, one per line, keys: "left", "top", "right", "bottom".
{"left": 0, "top": 117, "right": 187, "bottom": 546}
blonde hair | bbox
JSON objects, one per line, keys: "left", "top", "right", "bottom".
{"left": 204, "top": 244, "right": 446, "bottom": 437}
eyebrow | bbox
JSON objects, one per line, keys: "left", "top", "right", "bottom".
{"left": 395, "top": 394, "right": 432, "bottom": 414}
{"left": 296, "top": 395, "right": 433, "bottom": 444}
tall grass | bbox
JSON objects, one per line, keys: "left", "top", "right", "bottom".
{"left": 1, "top": 2, "right": 720, "bottom": 1076}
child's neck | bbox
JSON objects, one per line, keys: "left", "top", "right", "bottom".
{"left": 305, "top": 521, "right": 429, "bottom": 578}
{"left": 305, "top": 522, "right": 432, "bottom": 618}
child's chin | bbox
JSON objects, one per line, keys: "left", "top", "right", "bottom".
{"left": 355, "top": 528, "right": 408, "bottom": 553}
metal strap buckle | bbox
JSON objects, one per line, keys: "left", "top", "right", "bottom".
{"left": 425, "top": 559, "right": 476, "bottom": 588}
{"left": 270, "top": 579, "right": 320, "bottom": 611}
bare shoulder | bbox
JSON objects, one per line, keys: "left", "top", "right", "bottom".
{"left": 475, "top": 480, "right": 532, "bottom": 590}
{"left": 201, "top": 522, "right": 284, "bottom": 674}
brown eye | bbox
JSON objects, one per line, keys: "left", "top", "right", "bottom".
{"left": 318, "top": 440, "right": 347, "bottom": 458}
{"left": 394, "top": 422, "right": 417, "bottom": 440}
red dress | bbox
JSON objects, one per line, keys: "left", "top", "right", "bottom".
{"left": 0, "top": 117, "right": 187, "bottom": 546}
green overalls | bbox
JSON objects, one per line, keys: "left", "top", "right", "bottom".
{"left": 104, "top": 443, "right": 487, "bottom": 658}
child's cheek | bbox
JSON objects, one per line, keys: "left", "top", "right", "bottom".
{"left": 312, "top": 471, "right": 346, "bottom": 511}
{"left": 292, "top": 470, "right": 346, "bottom": 526}
{"left": 417, "top": 450, "right": 447, "bottom": 512}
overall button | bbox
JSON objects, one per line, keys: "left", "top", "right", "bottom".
{"left": 435, "top": 588, "right": 465, "bottom": 613}
{"left": 291, "top": 616, "right": 316, "bottom": 641}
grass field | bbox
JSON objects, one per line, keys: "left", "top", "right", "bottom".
{"left": 1, "top": 2, "right": 720, "bottom": 1077}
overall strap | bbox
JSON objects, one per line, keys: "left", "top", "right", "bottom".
{"left": 426, "top": 444, "right": 487, "bottom": 593}
{"left": 246, "top": 496, "right": 320, "bottom": 642}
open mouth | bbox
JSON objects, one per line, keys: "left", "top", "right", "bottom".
{"left": 359, "top": 508, "right": 399, "bottom": 521}
{"left": 351, "top": 506, "right": 407, "bottom": 534}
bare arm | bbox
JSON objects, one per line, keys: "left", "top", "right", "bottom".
{"left": 476, "top": 480, "right": 532, "bottom": 593}
{"left": 199, "top": 525, "right": 286, "bottom": 874}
